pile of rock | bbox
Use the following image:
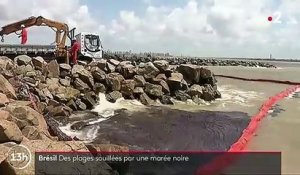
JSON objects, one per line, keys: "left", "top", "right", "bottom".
{"left": 104, "top": 52, "right": 277, "bottom": 68}
{"left": 0, "top": 55, "right": 221, "bottom": 119}
{"left": 0, "top": 58, "right": 128, "bottom": 174}
{"left": 0, "top": 54, "right": 222, "bottom": 174}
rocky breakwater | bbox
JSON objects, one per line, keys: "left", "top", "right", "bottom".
{"left": 6, "top": 55, "right": 220, "bottom": 111}
{"left": 0, "top": 55, "right": 129, "bottom": 175}
{"left": 104, "top": 52, "right": 277, "bottom": 68}
{"left": 0, "top": 54, "right": 221, "bottom": 174}
{"left": 0, "top": 55, "right": 221, "bottom": 124}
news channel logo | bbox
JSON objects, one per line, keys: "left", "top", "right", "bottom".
{"left": 268, "top": 11, "right": 298, "bottom": 24}
{"left": 6, "top": 144, "right": 32, "bottom": 169}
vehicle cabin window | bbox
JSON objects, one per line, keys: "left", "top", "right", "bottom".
{"left": 85, "top": 35, "right": 99, "bottom": 47}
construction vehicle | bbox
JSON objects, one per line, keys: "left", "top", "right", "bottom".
{"left": 0, "top": 16, "right": 103, "bottom": 63}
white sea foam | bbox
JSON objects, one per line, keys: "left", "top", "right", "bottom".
{"left": 59, "top": 93, "right": 145, "bottom": 142}
{"left": 59, "top": 123, "right": 100, "bottom": 143}
{"left": 92, "top": 93, "right": 144, "bottom": 117}
{"left": 216, "top": 85, "right": 263, "bottom": 107}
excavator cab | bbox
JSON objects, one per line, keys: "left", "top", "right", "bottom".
{"left": 75, "top": 32, "right": 103, "bottom": 59}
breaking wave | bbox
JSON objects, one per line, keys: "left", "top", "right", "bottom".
{"left": 59, "top": 93, "right": 144, "bottom": 142}
{"left": 216, "top": 85, "right": 264, "bottom": 107}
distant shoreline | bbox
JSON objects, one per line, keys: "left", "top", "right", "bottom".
{"left": 104, "top": 51, "right": 300, "bottom": 63}
{"left": 213, "top": 57, "right": 300, "bottom": 63}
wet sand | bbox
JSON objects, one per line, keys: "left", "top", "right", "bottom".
{"left": 247, "top": 92, "right": 300, "bottom": 174}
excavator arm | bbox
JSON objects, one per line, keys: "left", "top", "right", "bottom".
{"left": 0, "top": 16, "right": 70, "bottom": 56}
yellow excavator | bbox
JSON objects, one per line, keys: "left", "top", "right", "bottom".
{"left": 0, "top": 16, "right": 103, "bottom": 63}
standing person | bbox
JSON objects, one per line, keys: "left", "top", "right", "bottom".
{"left": 70, "top": 39, "right": 80, "bottom": 64}
{"left": 19, "top": 24, "right": 28, "bottom": 44}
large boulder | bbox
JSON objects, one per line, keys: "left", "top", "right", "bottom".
{"left": 0, "top": 110, "right": 13, "bottom": 120}
{"left": 202, "top": 84, "right": 217, "bottom": 101}
{"left": 152, "top": 79, "right": 170, "bottom": 94}
{"left": 153, "top": 60, "right": 169, "bottom": 71}
{"left": 200, "top": 67, "right": 214, "bottom": 79}
{"left": 187, "top": 84, "right": 203, "bottom": 97}
{"left": 94, "top": 83, "right": 106, "bottom": 94}
{"left": 200, "top": 67, "right": 217, "bottom": 85}
{"left": 106, "top": 91, "right": 123, "bottom": 103}
{"left": 33, "top": 71, "right": 46, "bottom": 82}
{"left": 91, "top": 66, "right": 106, "bottom": 82}
{"left": 59, "top": 63, "right": 72, "bottom": 72}
{"left": 120, "top": 79, "right": 136, "bottom": 97}
{"left": 72, "top": 65, "right": 94, "bottom": 87}
{"left": 160, "top": 95, "right": 174, "bottom": 105}
{"left": 0, "top": 142, "right": 11, "bottom": 164}
{"left": 176, "top": 64, "right": 201, "bottom": 84}
{"left": 59, "top": 63, "right": 71, "bottom": 76}
{"left": 21, "top": 126, "right": 44, "bottom": 140}
{"left": 139, "top": 93, "right": 153, "bottom": 105}
{"left": 14, "top": 65, "right": 29, "bottom": 75}
{"left": 174, "top": 90, "right": 191, "bottom": 101}
{"left": 105, "top": 73, "right": 125, "bottom": 91}
{"left": 75, "top": 99, "right": 87, "bottom": 110}
{"left": 167, "top": 73, "right": 188, "bottom": 92}
{"left": 73, "top": 78, "right": 91, "bottom": 92}
{"left": 32, "top": 56, "right": 46, "bottom": 71}
{"left": 23, "top": 77, "right": 37, "bottom": 87}
{"left": 48, "top": 105, "right": 72, "bottom": 117}
{"left": 0, "top": 93, "right": 10, "bottom": 107}
{"left": 1, "top": 70, "right": 14, "bottom": 80}
{"left": 14, "top": 55, "right": 32, "bottom": 66}
{"left": 133, "top": 75, "right": 146, "bottom": 87}
{"left": 0, "top": 119, "right": 23, "bottom": 143}
{"left": 133, "top": 87, "right": 144, "bottom": 95}
{"left": 106, "top": 62, "right": 116, "bottom": 73}
{"left": 5, "top": 104, "right": 48, "bottom": 132}
{"left": 137, "top": 62, "right": 160, "bottom": 79}
{"left": 59, "top": 78, "right": 71, "bottom": 87}
{"left": 47, "top": 60, "right": 60, "bottom": 78}
{"left": 116, "top": 61, "right": 136, "bottom": 79}
{"left": 25, "top": 71, "right": 37, "bottom": 78}
{"left": 156, "top": 73, "right": 167, "bottom": 81}
{"left": 144, "top": 83, "right": 163, "bottom": 98}
{"left": 44, "top": 78, "right": 60, "bottom": 94}
{"left": 41, "top": 88, "right": 53, "bottom": 100}
{"left": 108, "top": 59, "right": 120, "bottom": 66}
{"left": 89, "top": 59, "right": 107, "bottom": 70}
{"left": 0, "top": 56, "right": 14, "bottom": 70}
{"left": 81, "top": 92, "right": 97, "bottom": 109}
{"left": 55, "top": 87, "right": 80, "bottom": 102}
{"left": 0, "top": 74, "right": 17, "bottom": 99}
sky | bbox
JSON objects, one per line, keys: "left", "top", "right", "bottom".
{"left": 0, "top": 0, "right": 300, "bottom": 58}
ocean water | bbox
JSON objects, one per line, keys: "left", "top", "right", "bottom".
{"left": 58, "top": 61, "right": 300, "bottom": 173}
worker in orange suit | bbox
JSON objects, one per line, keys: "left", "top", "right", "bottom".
{"left": 19, "top": 24, "right": 28, "bottom": 44}
{"left": 70, "top": 39, "right": 80, "bottom": 64}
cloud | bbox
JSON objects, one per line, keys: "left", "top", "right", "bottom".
{"left": 1, "top": 0, "right": 300, "bottom": 58}
{"left": 0, "top": 0, "right": 98, "bottom": 44}
{"left": 101, "top": 0, "right": 300, "bottom": 58}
